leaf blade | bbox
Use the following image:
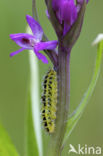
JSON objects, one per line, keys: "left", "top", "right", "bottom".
{"left": 0, "top": 123, "right": 19, "bottom": 156}
{"left": 26, "top": 27, "right": 43, "bottom": 156}
{"left": 63, "top": 40, "right": 103, "bottom": 146}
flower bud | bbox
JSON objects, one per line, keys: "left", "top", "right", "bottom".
{"left": 52, "top": 0, "right": 89, "bottom": 36}
{"left": 52, "top": 0, "right": 77, "bottom": 35}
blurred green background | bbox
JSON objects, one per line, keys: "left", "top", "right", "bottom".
{"left": 0, "top": 0, "right": 103, "bottom": 156}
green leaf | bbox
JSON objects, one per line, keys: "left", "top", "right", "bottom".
{"left": 26, "top": 27, "right": 43, "bottom": 156}
{"left": 63, "top": 40, "right": 103, "bottom": 146}
{"left": 0, "top": 123, "right": 19, "bottom": 156}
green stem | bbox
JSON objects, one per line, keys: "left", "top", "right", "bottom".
{"left": 48, "top": 43, "right": 71, "bottom": 156}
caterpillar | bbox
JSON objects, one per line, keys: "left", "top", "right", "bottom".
{"left": 41, "top": 68, "right": 57, "bottom": 133}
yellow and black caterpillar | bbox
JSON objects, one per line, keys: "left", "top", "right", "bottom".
{"left": 41, "top": 68, "right": 57, "bottom": 133}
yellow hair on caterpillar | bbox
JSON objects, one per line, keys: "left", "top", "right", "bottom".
{"left": 41, "top": 68, "right": 57, "bottom": 133}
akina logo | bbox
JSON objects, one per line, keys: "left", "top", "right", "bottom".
{"left": 68, "top": 144, "right": 102, "bottom": 155}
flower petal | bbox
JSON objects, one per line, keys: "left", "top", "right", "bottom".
{"left": 52, "top": 0, "right": 62, "bottom": 23}
{"left": 10, "top": 33, "right": 35, "bottom": 49}
{"left": 34, "top": 48, "right": 48, "bottom": 64}
{"left": 61, "top": 0, "right": 77, "bottom": 35}
{"left": 34, "top": 41, "right": 58, "bottom": 51}
{"left": 10, "top": 48, "right": 26, "bottom": 57}
{"left": 26, "top": 15, "right": 43, "bottom": 41}
{"left": 33, "top": 40, "right": 58, "bottom": 63}
{"left": 52, "top": 0, "right": 62, "bottom": 11}
{"left": 61, "top": 0, "right": 77, "bottom": 24}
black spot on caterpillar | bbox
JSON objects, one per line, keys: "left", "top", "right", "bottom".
{"left": 41, "top": 68, "right": 57, "bottom": 133}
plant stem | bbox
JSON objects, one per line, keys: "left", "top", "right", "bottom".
{"left": 47, "top": 42, "right": 71, "bottom": 156}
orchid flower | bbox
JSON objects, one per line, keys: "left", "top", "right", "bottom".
{"left": 10, "top": 15, "right": 58, "bottom": 64}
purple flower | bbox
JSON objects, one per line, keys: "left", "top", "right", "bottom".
{"left": 10, "top": 15, "right": 58, "bottom": 64}
{"left": 52, "top": 0, "right": 77, "bottom": 35}
{"left": 52, "top": 0, "right": 88, "bottom": 36}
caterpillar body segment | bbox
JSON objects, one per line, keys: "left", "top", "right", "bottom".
{"left": 41, "top": 68, "right": 57, "bottom": 133}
